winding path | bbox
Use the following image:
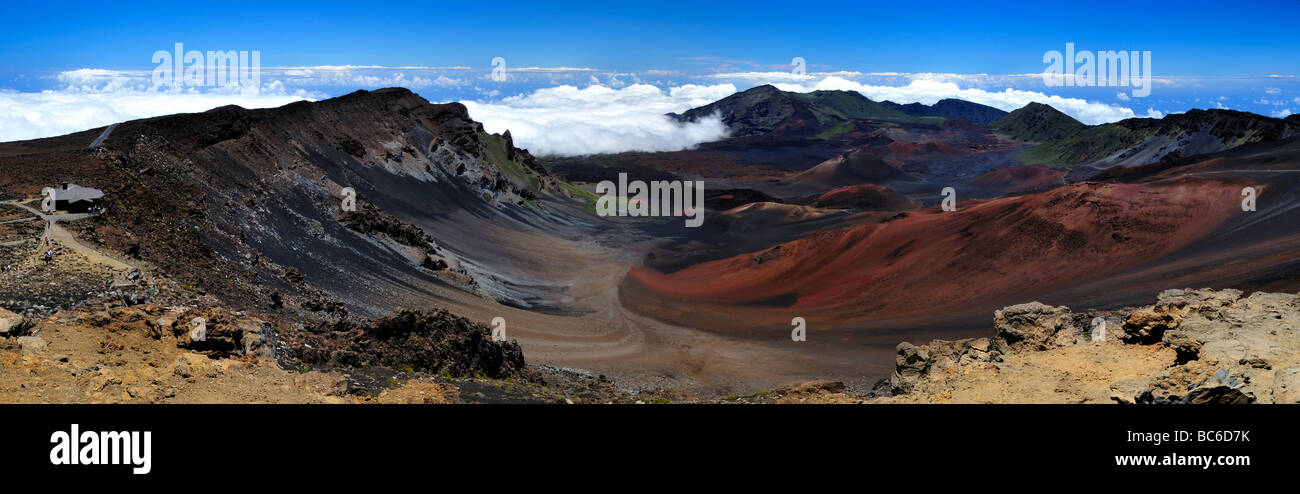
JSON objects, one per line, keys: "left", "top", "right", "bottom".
{"left": 0, "top": 199, "right": 131, "bottom": 270}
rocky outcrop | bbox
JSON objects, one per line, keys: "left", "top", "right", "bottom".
{"left": 889, "top": 288, "right": 1300, "bottom": 404}
{"left": 1110, "top": 365, "right": 1254, "bottom": 404}
{"left": 891, "top": 337, "right": 998, "bottom": 393}
{"left": 281, "top": 309, "right": 528, "bottom": 380}
{"left": 1121, "top": 308, "right": 1180, "bottom": 344}
{"left": 340, "top": 197, "right": 438, "bottom": 250}
{"left": 79, "top": 305, "right": 273, "bottom": 358}
{"left": 1121, "top": 288, "right": 1242, "bottom": 344}
{"left": 992, "top": 302, "right": 1077, "bottom": 352}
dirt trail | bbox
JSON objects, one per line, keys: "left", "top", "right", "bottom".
{"left": 0, "top": 200, "right": 131, "bottom": 272}
{"left": 48, "top": 224, "right": 131, "bottom": 271}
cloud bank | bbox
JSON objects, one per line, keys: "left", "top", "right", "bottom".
{"left": 0, "top": 89, "right": 309, "bottom": 142}
{"left": 3, "top": 66, "right": 1214, "bottom": 152}
{"left": 0, "top": 69, "right": 312, "bottom": 142}
{"left": 461, "top": 83, "right": 734, "bottom": 156}
{"left": 459, "top": 74, "right": 1168, "bottom": 157}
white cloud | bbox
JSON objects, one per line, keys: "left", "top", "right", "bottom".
{"left": 1116, "top": 92, "right": 1131, "bottom": 101}
{"left": 507, "top": 67, "right": 600, "bottom": 72}
{"left": 274, "top": 67, "right": 466, "bottom": 89}
{"left": 0, "top": 69, "right": 313, "bottom": 142}
{"left": 54, "top": 65, "right": 476, "bottom": 93}
{"left": 56, "top": 68, "right": 151, "bottom": 92}
{"left": 461, "top": 83, "right": 734, "bottom": 156}
{"left": 1272, "top": 109, "right": 1293, "bottom": 118}
{"left": 712, "top": 71, "right": 819, "bottom": 83}
{"left": 1265, "top": 87, "right": 1282, "bottom": 94}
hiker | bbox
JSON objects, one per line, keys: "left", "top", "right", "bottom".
{"left": 43, "top": 250, "right": 52, "bottom": 263}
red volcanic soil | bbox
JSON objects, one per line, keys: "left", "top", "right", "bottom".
{"left": 622, "top": 178, "right": 1246, "bottom": 334}
{"left": 812, "top": 184, "right": 914, "bottom": 210}
{"left": 969, "top": 164, "right": 1066, "bottom": 194}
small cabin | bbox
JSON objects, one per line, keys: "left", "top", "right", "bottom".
{"left": 54, "top": 182, "right": 104, "bottom": 213}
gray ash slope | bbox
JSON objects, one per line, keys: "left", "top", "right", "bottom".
{"left": 86, "top": 88, "right": 601, "bottom": 318}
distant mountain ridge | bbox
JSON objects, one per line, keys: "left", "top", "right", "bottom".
{"left": 878, "top": 98, "right": 1009, "bottom": 125}
{"left": 669, "top": 85, "right": 1008, "bottom": 140}
{"left": 994, "top": 102, "right": 1300, "bottom": 168}
{"left": 991, "top": 102, "right": 1085, "bottom": 143}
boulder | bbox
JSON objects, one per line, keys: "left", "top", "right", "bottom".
{"left": 1273, "top": 367, "right": 1300, "bottom": 404}
{"left": 992, "top": 302, "right": 1076, "bottom": 352}
{"left": 1109, "top": 377, "right": 1153, "bottom": 404}
{"left": 17, "top": 335, "right": 47, "bottom": 354}
{"left": 890, "top": 341, "right": 931, "bottom": 393}
{"left": 1131, "top": 366, "right": 1256, "bottom": 404}
{"left": 1162, "top": 331, "right": 1203, "bottom": 363}
{"left": 1122, "top": 307, "right": 1180, "bottom": 344}
{"left": 1156, "top": 288, "right": 1241, "bottom": 318}
{"left": 171, "top": 309, "right": 269, "bottom": 358}
{"left": 890, "top": 337, "right": 997, "bottom": 393}
{"left": 232, "top": 318, "right": 272, "bottom": 357}
{"left": 1185, "top": 368, "right": 1254, "bottom": 404}
{"left": 0, "top": 307, "right": 24, "bottom": 336}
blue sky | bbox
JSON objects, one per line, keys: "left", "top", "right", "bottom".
{"left": 1, "top": 0, "right": 1298, "bottom": 152}
{"left": 3, "top": 0, "right": 1297, "bottom": 75}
